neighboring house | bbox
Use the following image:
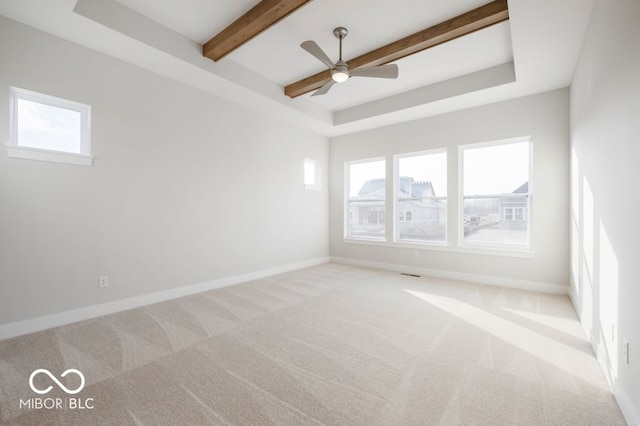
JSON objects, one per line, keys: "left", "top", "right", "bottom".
{"left": 349, "top": 177, "right": 445, "bottom": 240}
{"left": 349, "top": 178, "right": 386, "bottom": 237}
{"left": 499, "top": 182, "right": 529, "bottom": 230}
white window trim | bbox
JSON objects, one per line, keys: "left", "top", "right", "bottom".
{"left": 6, "top": 145, "right": 93, "bottom": 166}
{"left": 304, "top": 158, "right": 321, "bottom": 190}
{"left": 342, "top": 137, "right": 535, "bottom": 258}
{"left": 458, "top": 136, "right": 533, "bottom": 251}
{"left": 8, "top": 86, "right": 92, "bottom": 166}
{"left": 343, "top": 237, "right": 534, "bottom": 259}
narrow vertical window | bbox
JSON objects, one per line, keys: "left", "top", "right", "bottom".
{"left": 346, "top": 158, "right": 386, "bottom": 240}
{"left": 396, "top": 150, "right": 447, "bottom": 243}
{"left": 304, "top": 158, "right": 321, "bottom": 190}
{"left": 461, "top": 138, "right": 531, "bottom": 249}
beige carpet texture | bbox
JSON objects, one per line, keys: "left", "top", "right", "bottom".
{"left": 0, "top": 263, "right": 626, "bottom": 425}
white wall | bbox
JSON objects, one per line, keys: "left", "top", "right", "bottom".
{"left": 570, "top": 0, "right": 640, "bottom": 422}
{"left": 330, "top": 89, "right": 570, "bottom": 291}
{"left": 0, "top": 17, "right": 329, "bottom": 327}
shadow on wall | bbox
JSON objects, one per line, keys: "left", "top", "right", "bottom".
{"left": 570, "top": 146, "right": 621, "bottom": 384}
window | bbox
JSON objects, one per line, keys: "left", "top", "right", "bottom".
{"left": 304, "top": 158, "right": 321, "bottom": 190}
{"left": 8, "top": 87, "right": 92, "bottom": 166}
{"left": 346, "top": 158, "right": 385, "bottom": 240}
{"left": 399, "top": 211, "right": 413, "bottom": 222}
{"left": 461, "top": 138, "right": 531, "bottom": 249}
{"left": 504, "top": 208, "right": 514, "bottom": 221}
{"left": 504, "top": 207, "right": 527, "bottom": 221}
{"left": 395, "top": 150, "right": 447, "bottom": 243}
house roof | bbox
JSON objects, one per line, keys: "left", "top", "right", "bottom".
{"left": 512, "top": 182, "right": 528, "bottom": 193}
{"left": 357, "top": 178, "right": 385, "bottom": 198}
{"left": 411, "top": 181, "right": 437, "bottom": 198}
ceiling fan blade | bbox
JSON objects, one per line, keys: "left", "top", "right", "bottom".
{"left": 311, "top": 79, "right": 335, "bottom": 96}
{"left": 301, "top": 40, "right": 335, "bottom": 69}
{"left": 350, "top": 64, "right": 399, "bottom": 79}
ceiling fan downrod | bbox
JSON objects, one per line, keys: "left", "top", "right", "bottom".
{"left": 333, "top": 26, "right": 348, "bottom": 60}
{"left": 332, "top": 27, "right": 349, "bottom": 82}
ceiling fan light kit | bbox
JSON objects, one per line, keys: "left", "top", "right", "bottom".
{"left": 331, "top": 61, "right": 349, "bottom": 83}
{"left": 301, "top": 26, "right": 399, "bottom": 96}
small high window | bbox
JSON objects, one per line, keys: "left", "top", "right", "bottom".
{"left": 304, "top": 158, "right": 321, "bottom": 190}
{"left": 8, "top": 87, "right": 92, "bottom": 166}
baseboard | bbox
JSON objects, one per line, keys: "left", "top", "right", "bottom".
{"left": 613, "top": 380, "right": 640, "bottom": 426}
{"left": 570, "top": 287, "right": 640, "bottom": 426}
{"left": 0, "top": 257, "right": 330, "bottom": 341}
{"left": 331, "top": 256, "right": 569, "bottom": 295}
{"left": 590, "top": 324, "right": 640, "bottom": 426}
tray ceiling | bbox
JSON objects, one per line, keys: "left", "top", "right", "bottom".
{"left": 0, "top": 0, "right": 595, "bottom": 136}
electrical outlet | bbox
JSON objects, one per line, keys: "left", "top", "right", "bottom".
{"left": 623, "top": 340, "right": 630, "bottom": 365}
{"left": 611, "top": 323, "right": 615, "bottom": 343}
{"left": 99, "top": 276, "right": 109, "bottom": 288}
{"left": 413, "top": 250, "right": 419, "bottom": 258}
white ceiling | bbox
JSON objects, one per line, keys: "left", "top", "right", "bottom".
{"left": 0, "top": 0, "right": 595, "bottom": 137}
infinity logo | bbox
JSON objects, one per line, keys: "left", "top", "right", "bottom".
{"left": 29, "top": 369, "right": 85, "bottom": 395}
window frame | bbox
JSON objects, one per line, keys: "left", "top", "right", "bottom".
{"left": 344, "top": 156, "right": 386, "bottom": 242}
{"left": 393, "top": 148, "right": 448, "bottom": 245}
{"left": 304, "top": 158, "right": 321, "bottom": 190}
{"left": 8, "top": 86, "right": 92, "bottom": 166}
{"left": 341, "top": 137, "right": 534, "bottom": 259}
{"left": 458, "top": 136, "right": 533, "bottom": 251}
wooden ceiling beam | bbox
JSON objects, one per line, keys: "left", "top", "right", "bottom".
{"left": 285, "top": 0, "right": 509, "bottom": 98}
{"left": 203, "top": 0, "right": 312, "bottom": 62}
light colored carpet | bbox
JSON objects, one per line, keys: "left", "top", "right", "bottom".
{"left": 0, "top": 263, "right": 626, "bottom": 425}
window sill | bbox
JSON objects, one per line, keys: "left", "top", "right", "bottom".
{"left": 343, "top": 238, "right": 534, "bottom": 259}
{"left": 6, "top": 146, "right": 93, "bottom": 166}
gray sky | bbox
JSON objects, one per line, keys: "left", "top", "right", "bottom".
{"left": 463, "top": 141, "right": 529, "bottom": 195}
{"left": 17, "top": 99, "right": 82, "bottom": 154}
{"left": 348, "top": 141, "right": 530, "bottom": 197}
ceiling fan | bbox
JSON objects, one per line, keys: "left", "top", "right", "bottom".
{"left": 301, "top": 27, "right": 399, "bottom": 96}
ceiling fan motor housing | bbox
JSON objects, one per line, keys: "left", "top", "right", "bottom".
{"left": 332, "top": 60, "right": 350, "bottom": 82}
